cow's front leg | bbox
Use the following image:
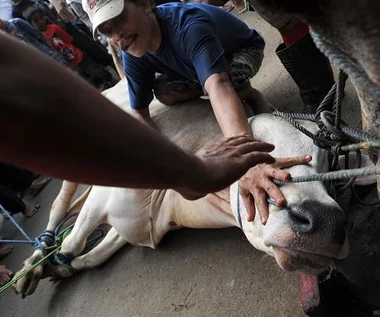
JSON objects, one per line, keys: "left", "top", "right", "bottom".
{"left": 70, "top": 227, "right": 128, "bottom": 271}
{"left": 52, "top": 205, "right": 105, "bottom": 278}
{"left": 46, "top": 181, "right": 79, "bottom": 231}
{"left": 13, "top": 181, "right": 82, "bottom": 297}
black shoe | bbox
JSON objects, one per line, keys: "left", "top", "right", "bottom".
{"left": 276, "top": 34, "right": 335, "bottom": 114}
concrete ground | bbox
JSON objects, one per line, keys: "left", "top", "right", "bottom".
{"left": 0, "top": 9, "right": 361, "bottom": 317}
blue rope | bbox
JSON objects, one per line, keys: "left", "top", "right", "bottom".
{"left": 37, "top": 230, "right": 55, "bottom": 248}
{"left": 235, "top": 191, "right": 282, "bottom": 227}
{"left": 0, "top": 239, "right": 39, "bottom": 245}
{"left": 273, "top": 166, "right": 379, "bottom": 185}
{"left": 0, "top": 205, "right": 79, "bottom": 251}
{"left": 0, "top": 204, "right": 42, "bottom": 249}
{"left": 236, "top": 187, "right": 243, "bottom": 229}
{"left": 54, "top": 213, "right": 79, "bottom": 236}
{"left": 267, "top": 198, "right": 277, "bottom": 207}
{"left": 0, "top": 203, "right": 105, "bottom": 281}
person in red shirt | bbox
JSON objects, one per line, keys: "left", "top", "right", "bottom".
{"left": 24, "top": 6, "right": 115, "bottom": 90}
{"left": 42, "top": 22, "right": 83, "bottom": 67}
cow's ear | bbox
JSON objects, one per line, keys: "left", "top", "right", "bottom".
{"left": 253, "top": 0, "right": 321, "bottom": 16}
{"left": 338, "top": 151, "right": 377, "bottom": 186}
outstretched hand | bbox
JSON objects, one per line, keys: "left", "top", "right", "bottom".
{"left": 238, "top": 155, "right": 312, "bottom": 224}
{"left": 180, "top": 135, "right": 276, "bottom": 200}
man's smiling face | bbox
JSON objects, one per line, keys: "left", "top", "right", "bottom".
{"left": 98, "top": 0, "right": 154, "bottom": 57}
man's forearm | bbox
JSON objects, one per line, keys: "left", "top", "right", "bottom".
{"left": 0, "top": 33, "right": 206, "bottom": 189}
{"left": 205, "top": 72, "right": 252, "bottom": 137}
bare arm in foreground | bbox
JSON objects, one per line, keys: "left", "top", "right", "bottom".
{"left": 0, "top": 33, "right": 276, "bottom": 199}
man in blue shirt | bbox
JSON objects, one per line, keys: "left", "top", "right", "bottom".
{"left": 83, "top": 0, "right": 311, "bottom": 223}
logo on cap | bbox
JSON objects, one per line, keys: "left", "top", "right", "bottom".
{"left": 88, "top": 0, "right": 97, "bottom": 9}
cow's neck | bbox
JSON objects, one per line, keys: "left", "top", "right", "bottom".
{"left": 153, "top": 189, "right": 237, "bottom": 233}
{"left": 351, "top": 71, "right": 380, "bottom": 198}
{"left": 310, "top": 28, "right": 380, "bottom": 197}
{"left": 310, "top": 29, "right": 380, "bottom": 138}
{"left": 354, "top": 85, "right": 380, "bottom": 139}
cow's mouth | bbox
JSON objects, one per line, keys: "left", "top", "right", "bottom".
{"left": 273, "top": 247, "right": 324, "bottom": 314}
{"left": 273, "top": 247, "right": 333, "bottom": 274}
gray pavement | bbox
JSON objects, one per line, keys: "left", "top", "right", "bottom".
{"left": 0, "top": 10, "right": 361, "bottom": 317}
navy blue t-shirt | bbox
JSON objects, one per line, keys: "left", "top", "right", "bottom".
{"left": 123, "top": 3, "right": 265, "bottom": 109}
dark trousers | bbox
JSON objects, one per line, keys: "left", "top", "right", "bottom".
{"left": 0, "top": 163, "right": 37, "bottom": 192}
{"left": 77, "top": 55, "right": 113, "bottom": 89}
{"left": 0, "top": 185, "right": 25, "bottom": 215}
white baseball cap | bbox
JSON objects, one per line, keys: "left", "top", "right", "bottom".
{"left": 83, "top": 0, "right": 124, "bottom": 39}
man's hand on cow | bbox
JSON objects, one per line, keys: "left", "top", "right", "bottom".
{"left": 50, "top": 0, "right": 76, "bottom": 20}
{"left": 239, "top": 155, "right": 312, "bottom": 225}
{"left": 180, "top": 135, "right": 276, "bottom": 200}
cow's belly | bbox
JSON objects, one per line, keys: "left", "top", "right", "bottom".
{"left": 94, "top": 187, "right": 156, "bottom": 248}
{"left": 103, "top": 80, "right": 223, "bottom": 153}
{"left": 86, "top": 187, "right": 236, "bottom": 250}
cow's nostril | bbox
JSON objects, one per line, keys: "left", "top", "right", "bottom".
{"left": 288, "top": 208, "right": 313, "bottom": 233}
{"left": 289, "top": 212, "right": 310, "bottom": 226}
{"left": 288, "top": 200, "right": 346, "bottom": 242}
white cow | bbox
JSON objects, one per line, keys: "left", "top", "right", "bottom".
{"left": 13, "top": 80, "right": 348, "bottom": 297}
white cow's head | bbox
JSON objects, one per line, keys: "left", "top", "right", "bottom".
{"left": 231, "top": 114, "right": 348, "bottom": 274}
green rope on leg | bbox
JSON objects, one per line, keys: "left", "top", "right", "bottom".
{"left": 53, "top": 252, "right": 78, "bottom": 274}
{"left": 0, "top": 247, "right": 60, "bottom": 293}
{"left": 0, "top": 227, "right": 74, "bottom": 294}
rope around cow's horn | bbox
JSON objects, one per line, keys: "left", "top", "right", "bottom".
{"left": 272, "top": 110, "right": 380, "bottom": 145}
{"left": 273, "top": 166, "right": 380, "bottom": 185}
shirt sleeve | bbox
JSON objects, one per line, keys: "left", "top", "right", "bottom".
{"left": 15, "top": 19, "right": 43, "bottom": 41}
{"left": 182, "top": 21, "right": 229, "bottom": 87}
{"left": 122, "top": 52, "right": 156, "bottom": 110}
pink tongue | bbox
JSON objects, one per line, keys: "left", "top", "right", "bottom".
{"left": 299, "top": 273, "right": 320, "bottom": 314}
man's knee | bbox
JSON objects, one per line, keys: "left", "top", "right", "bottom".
{"left": 155, "top": 93, "right": 178, "bottom": 106}
{"left": 154, "top": 74, "right": 181, "bottom": 105}
{"left": 153, "top": 74, "right": 203, "bottom": 106}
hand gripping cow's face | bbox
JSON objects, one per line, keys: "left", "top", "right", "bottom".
{"left": 230, "top": 115, "right": 348, "bottom": 275}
